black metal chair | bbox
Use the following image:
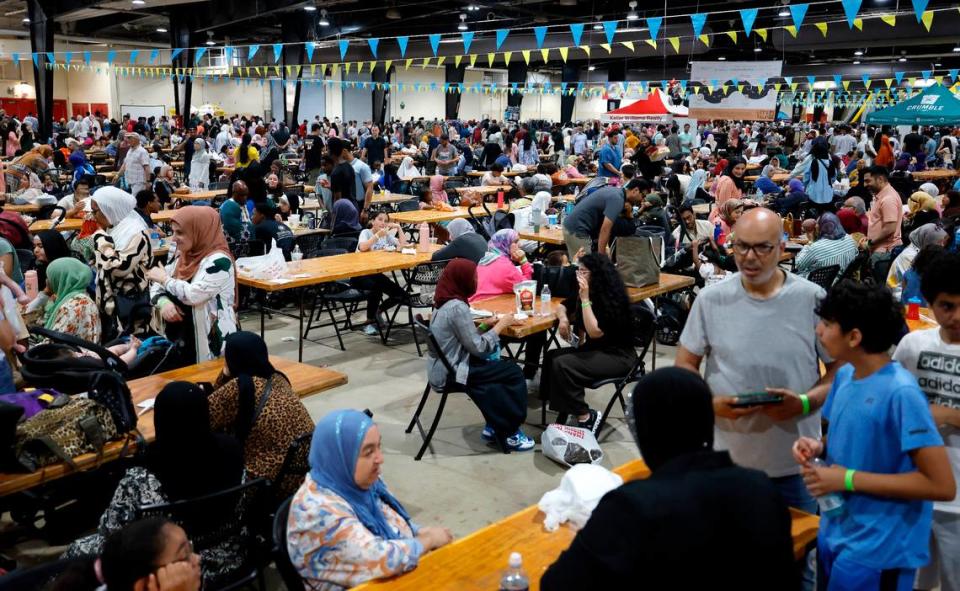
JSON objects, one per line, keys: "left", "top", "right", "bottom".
{"left": 229, "top": 239, "right": 266, "bottom": 259}
{"left": 382, "top": 260, "right": 449, "bottom": 355}
{"left": 272, "top": 497, "right": 305, "bottom": 591}
{"left": 292, "top": 232, "right": 324, "bottom": 259}
{"left": 136, "top": 478, "right": 270, "bottom": 591}
{"left": 321, "top": 236, "right": 358, "bottom": 252}
{"left": 270, "top": 433, "right": 312, "bottom": 507}
{"left": 303, "top": 249, "right": 370, "bottom": 350}
{"left": 541, "top": 304, "right": 657, "bottom": 435}
{"left": 805, "top": 264, "right": 841, "bottom": 290}
{"left": 15, "top": 248, "right": 34, "bottom": 274}
{"left": 836, "top": 250, "right": 871, "bottom": 284}
{"left": 0, "top": 557, "right": 87, "bottom": 591}
{"left": 406, "top": 314, "right": 509, "bottom": 460}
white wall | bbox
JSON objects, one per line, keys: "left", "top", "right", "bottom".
{"left": 389, "top": 66, "right": 445, "bottom": 121}
{"left": 63, "top": 67, "right": 112, "bottom": 116}
{"left": 112, "top": 72, "right": 269, "bottom": 118}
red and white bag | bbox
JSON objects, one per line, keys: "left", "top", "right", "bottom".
{"left": 541, "top": 424, "right": 604, "bottom": 467}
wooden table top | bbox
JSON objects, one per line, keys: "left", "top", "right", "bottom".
{"left": 455, "top": 185, "right": 503, "bottom": 196}
{"left": 692, "top": 203, "right": 710, "bottom": 215}
{"left": 151, "top": 210, "right": 178, "bottom": 224}
{"left": 744, "top": 172, "right": 792, "bottom": 183}
{"left": 911, "top": 168, "right": 958, "bottom": 181}
{"left": 563, "top": 177, "right": 593, "bottom": 186}
{"left": 372, "top": 193, "right": 418, "bottom": 205}
{"left": 626, "top": 273, "right": 695, "bottom": 303}
{"left": 1, "top": 202, "right": 41, "bottom": 213}
{"left": 468, "top": 293, "right": 565, "bottom": 339}
{"left": 389, "top": 205, "right": 500, "bottom": 225}
{"left": 907, "top": 307, "right": 938, "bottom": 332}
{"left": 291, "top": 227, "right": 331, "bottom": 238}
{"left": 0, "top": 356, "right": 346, "bottom": 497}
{"left": 516, "top": 226, "right": 564, "bottom": 245}
{"left": 173, "top": 189, "right": 227, "bottom": 201}
{"left": 238, "top": 246, "right": 441, "bottom": 292}
{"left": 468, "top": 170, "right": 522, "bottom": 178}
{"left": 354, "top": 458, "right": 818, "bottom": 590}
{"left": 30, "top": 218, "right": 83, "bottom": 232}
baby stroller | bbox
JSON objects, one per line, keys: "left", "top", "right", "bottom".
{"left": 20, "top": 327, "right": 177, "bottom": 393}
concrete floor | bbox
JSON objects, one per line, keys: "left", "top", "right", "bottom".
{"left": 245, "top": 303, "right": 678, "bottom": 537}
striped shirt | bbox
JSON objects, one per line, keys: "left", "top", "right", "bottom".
{"left": 794, "top": 236, "right": 859, "bottom": 280}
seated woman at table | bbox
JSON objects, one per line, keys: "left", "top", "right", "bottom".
{"left": 540, "top": 368, "right": 796, "bottom": 589}
{"left": 765, "top": 178, "right": 807, "bottom": 216}
{"left": 754, "top": 164, "right": 783, "bottom": 196}
{"left": 888, "top": 223, "right": 949, "bottom": 301}
{"left": 39, "top": 257, "right": 101, "bottom": 343}
{"left": 540, "top": 253, "right": 637, "bottom": 434}
{"left": 481, "top": 162, "right": 514, "bottom": 188}
{"left": 395, "top": 156, "right": 422, "bottom": 195}
{"left": 902, "top": 191, "right": 941, "bottom": 246}
{"left": 563, "top": 155, "right": 585, "bottom": 179}
{"left": 209, "top": 331, "right": 314, "bottom": 498}
{"left": 68, "top": 150, "right": 96, "bottom": 188}
{"left": 90, "top": 187, "right": 152, "bottom": 338}
{"left": 794, "top": 213, "right": 859, "bottom": 281}
{"left": 707, "top": 159, "right": 745, "bottom": 224}
{"left": 332, "top": 197, "right": 363, "bottom": 238}
{"left": 63, "top": 381, "right": 245, "bottom": 585}
{"left": 350, "top": 212, "right": 411, "bottom": 337}
{"left": 288, "top": 409, "right": 454, "bottom": 589}
{"left": 151, "top": 164, "right": 180, "bottom": 207}
{"left": 431, "top": 218, "right": 486, "bottom": 264}
{"left": 428, "top": 260, "right": 533, "bottom": 450}
{"left": 31, "top": 229, "right": 70, "bottom": 293}
{"left": 715, "top": 198, "right": 745, "bottom": 246}
{"left": 147, "top": 207, "right": 237, "bottom": 364}
{"left": 266, "top": 172, "right": 297, "bottom": 211}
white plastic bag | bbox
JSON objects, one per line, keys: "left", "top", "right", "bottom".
{"left": 236, "top": 240, "right": 288, "bottom": 280}
{"left": 538, "top": 463, "right": 623, "bottom": 531}
{"left": 541, "top": 423, "right": 604, "bottom": 467}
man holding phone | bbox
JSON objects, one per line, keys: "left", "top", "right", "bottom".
{"left": 675, "top": 207, "right": 838, "bottom": 514}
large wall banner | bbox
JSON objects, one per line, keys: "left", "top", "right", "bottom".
{"left": 690, "top": 60, "right": 783, "bottom": 83}
{"left": 688, "top": 90, "right": 778, "bottom": 121}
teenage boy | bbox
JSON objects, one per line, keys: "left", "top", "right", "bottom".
{"left": 793, "top": 281, "right": 955, "bottom": 591}
{"left": 893, "top": 251, "right": 960, "bottom": 591}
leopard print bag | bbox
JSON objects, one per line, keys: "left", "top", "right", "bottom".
{"left": 14, "top": 398, "right": 118, "bottom": 472}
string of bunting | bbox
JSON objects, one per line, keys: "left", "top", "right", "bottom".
{"left": 17, "top": 1, "right": 958, "bottom": 72}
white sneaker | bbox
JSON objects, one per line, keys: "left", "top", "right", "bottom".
{"left": 363, "top": 324, "right": 379, "bottom": 336}
{"left": 525, "top": 370, "right": 540, "bottom": 396}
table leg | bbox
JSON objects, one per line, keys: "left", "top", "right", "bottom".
{"left": 298, "top": 288, "right": 305, "bottom": 362}
{"left": 259, "top": 290, "right": 265, "bottom": 338}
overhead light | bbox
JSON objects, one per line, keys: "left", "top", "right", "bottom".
{"left": 458, "top": 14, "right": 468, "bottom": 31}
{"left": 853, "top": 50, "right": 863, "bottom": 56}
{"left": 588, "top": 65, "right": 596, "bottom": 71}
{"left": 21, "top": 17, "right": 28, "bottom": 23}
{"left": 953, "top": 45, "right": 960, "bottom": 53}
{"left": 853, "top": 60, "right": 860, "bottom": 64}
{"left": 319, "top": 9, "right": 330, "bottom": 25}
{"left": 156, "top": 27, "right": 167, "bottom": 32}
{"left": 592, "top": 23, "right": 603, "bottom": 30}
{"left": 898, "top": 57, "right": 907, "bottom": 62}
{"left": 778, "top": 9, "right": 790, "bottom": 17}
{"left": 717, "top": 56, "right": 726, "bottom": 61}
{"left": 753, "top": 46, "right": 762, "bottom": 53}
{"left": 131, "top": 0, "right": 145, "bottom": 4}
{"left": 467, "top": 4, "right": 479, "bottom": 10}
{"left": 627, "top": 1, "right": 639, "bottom": 20}
{"left": 205, "top": 39, "right": 215, "bottom": 46}
{"left": 304, "top": 4, "right": 316, "bottom": 11}
{"left": 935, "top": 62, "right": 942, "bottom": 66}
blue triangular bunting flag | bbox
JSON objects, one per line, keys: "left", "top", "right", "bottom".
{"left": 840, "top": 0, "right": 862, "bottom": 28}
{"left": 272, "top": 43, "right": 282, "bottom": 62}
{"left": 367, "top": 38, "right": 379, "bottom": 58}
{"left": 305, "top": 42, "right": 315, "bottom": 62}
{"left": 397, "top": 37, "right": 408, "bottom": 57}
{"left": 195, "top": 47, "right": 206, "bottom": 63}
{"left": 569, "top": 24, "right": 584, "bottom": 47}
{"left": 895, "top": 71, "right": 905, "bottom": 85}
{"left": 534, "top": 26, "right": 547, "bottom": 49}
{"left": 107, "top": 50, "right": 116, "bottom": 65}
{"left": 496, "top": 29, "right": 509, "bottom": 50}
{"left": 806, "top": 75, "right": 816, "bottom": 86}
{"left": 462, "top": 31, "right": 474, "bottom": 54}
{"left": 44, "top": 52, "right": 54, "bottom": 64}
{"left": 833, "top": 74, "right": 842, "bottom": 86}
{"left": 130, "top": 50, "right": 139, "bottom": 64}
{"left": 739, "top": 8, "right": 758, "bottom": 37}
{"left": 428, "top": 34, "right": 441, "bottom": 56}
{"left": 646, "top": 17, "right": 662, "bottom": 41}
{"left": 64, "top": 51, "right": 72, "bottom": 64}
{"left": 32, "top": 53, "right": 38, "bottom": 68}
{"left": 911, "top": 0, "right": 929, "bottom": 22}
{"left": 922, "top": 70, "right": 931, "bottom": 80}
{"left": 83, "top": 51, "right": 91, "bottom": 66}
{"left": 950, "top": 69, "right": 959, "bottom": 81}
{"left": 338, "top": 40, "right": 349, "bottom": 60}
{"left": 790, "top": 4, "right": 809, "bottom": 30}
{"left": 247, "top": 45, "right": 259, "bottom": 60}
{"left": 690, "top": 13, "right": 707, "bottom": 38}
{"left": 149, "top": 49, "right": 159, "bottom": 64}
{"left": 602, "top": 20, "right": 617, "bottom": 44}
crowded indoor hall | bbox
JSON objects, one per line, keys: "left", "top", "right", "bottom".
{"left": 0, "top": 0, "right": 958, "bottom": 589}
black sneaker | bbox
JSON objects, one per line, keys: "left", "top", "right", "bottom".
{"left": 576, "top": 409, "right": 602, "bottom": 434}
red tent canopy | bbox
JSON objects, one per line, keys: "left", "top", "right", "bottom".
{"left": 601, "top": 89, "right": 688, "bottom": 123}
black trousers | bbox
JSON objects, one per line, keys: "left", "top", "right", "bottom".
{"left": 466, "top": 357, "right": 528, "bottom": 437}
{"left": 349, "top": 274, "right": 407, "bottom": 321}
{"left": 540, "top": 345, "right": 636, "bottom": 417}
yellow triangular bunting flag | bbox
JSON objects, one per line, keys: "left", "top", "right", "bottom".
{"left": 707, "top": 85, "right": 714, "bottom": 94}
{"left": 756, "top": 28, "right": 767, "bottom": 41}
{"left": 863, "top": 78, "right": 872, "bottom": 89}
{"left": 421, "top": 57, "right": 431, "bottom": 68}
{"left": 540, "top": 48, "right": 549, "bottom": 62}
{"left": 815, "top": 22, "right": 828, "bottom": 37}
{"left": 736, "top": 84, "right": 744, "bottom": 93}
{"left": 385, "top": 60, "right": 392, "bottom": 71}
{"left": 521, "top": 50, "right": 531, "bottom": 65}
{"left": 921, "top": 11, "right": 933, "bottom": 31}
{"left": 469, "top": 54, "right": 477, "bottom": 68}
{"left": 454, "top": 55, "right": 462, "bottom": 68}
{"left": 558, "top": 47, "right": 569, "bottom": 62}
{"left": 698, "top": 34, "right": 710, "bottom": 46}
{"left": 935, "top": 75, "right": 944, "bottom": 86}
{"left": 785, "top": 25, "right": 798, "bottom": 37}
{"left": 273, "top": 66, "right": 281, "bottom": 76}
{"left": 344, "top": 63, "right": 352, "bottom": 74}
{"left": 580, "top": 45, "right": 591, "bottom": 57}
{"left": 790, "top": 82, "right": 799, "bottom": 92}
{"left": 774, "top": 83, "right": 782, "bottom": 92}
{"left": 310, "top": 64, "right": 316, "bottom": 76}
{"left": 600, "top": 43, "right": 612, "bottom": 54}
{"left": 842, "top": 81, "right": 851, "bottom": 90}
{"left": 644, "top": 40, "right": 656, "bottom": 50}
{"left": 504, "top": 51, "right": 512, "bottom": 66}
{"left": 726, "top": 31, "right": 737, "bottom": 43}
{"left": 880, "top": 14, "right": 896, "bottom": 26}
{"left": 853, "top": 18, "right": 863, "bottom": 31}
{"left": 621, "top": 41, "right": 635, "bottom": 51}
{"left": 884, "top": 78, "right": 892, "bottom": 88}
{"left": 668, "top": 37, "right": 680, "bottom": 53}
{"left": 436, "top": 56, "right": 445, "bottom": 66}
{"left": 404, "top": 58, "right": 412, "bottom": 69}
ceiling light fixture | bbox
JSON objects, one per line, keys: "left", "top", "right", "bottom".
{"left": 467, "top": 4, "right": 479, "bottom": 11}
{"left": 588, "top": 65, "right": 596, "bottom": 71}
{"left": 754, "top": 46, "right": 762, "bottom": 52}
{"left": 593, "top": 23, "right": 603, "bottom": 30}
{"left": 898, "top": 57, "right": 907, "bottom": 62}
{"left": 131, "top": 0, "right": 145, "bottom": 5}
{"left": 156, "top": 27, "right": 167, "bottom": 32}
{"left": 718, "top": 56, "right": 726, "bottom": 61}
{"left": 627, "top": 1, "right": 639, "bottom": 20}
{"left": 205, "top": 39, "right": 215, "bottom": 46}
{"left": 778, "top": 9, "right": 790, "bottom": 17}
{"left": 458, "top": 14, "right": 468, "bottom": 31}
{"left": 205, "top": 31, "right": 215, "bottom": 46}
{"left": 853, "top": 50, "right": 863, "bottom": 56}
{"left": 935, "top": 62, "right": 942, "bottom": 66}
{"left": 21, "top": 17, "right": 29, "bottom": 23}
{"left": 954, "top": 45, "right": 960, "bottom": 53}
{"left": 319, "top": 9, "right": 330, "bottom": 26}
{"left": 853, "top": 60, "right": 860, "bottom": 64}
{"left": 304, "top": 4, "right": 316, "bottom": 11}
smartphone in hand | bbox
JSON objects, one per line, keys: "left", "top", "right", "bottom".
{"left": 729, "top": 392, "right": 784, "bottom": 408}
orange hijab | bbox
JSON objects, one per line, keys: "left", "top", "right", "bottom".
{"left": 171, "top": 207, "right": 232, "bottom": 281}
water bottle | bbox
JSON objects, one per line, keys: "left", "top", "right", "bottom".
{"left": 532, "top": 207, "right": 541, "bottom": 233}
{"left": 24, "top": 270, "right": 38, "bottom": 300}
{"left": 150, "top": 231, "right": 161, "bottom": 250}
{"left": 496, "top": 188, "right": 505, "bottom": 209}
{"left": 810, "top": 458, "right": 845, "bottom": 517}
{"left": 906, "top": 296, "right": 921, "bottom": 320}
{"left": 291, "top": 244, "right": 303, "bottom": 271}
{"left": 540, "top": 283, "right": 551, "bottom": 317}
{"left": 418, "top": 222, "right": 431, "bottom": 252}
{"left": 713, "top": 221, "right": 722, "bottom": 242}
{"left": 499, "top": 552, "right": 529, "bottom": 591}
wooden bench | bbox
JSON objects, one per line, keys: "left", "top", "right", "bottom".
{"left": 0, "top": 356, "right": 346, "bottom": 497}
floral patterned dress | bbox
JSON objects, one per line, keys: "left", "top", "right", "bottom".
{"left": 287, "top": 475, "right": 423, "bottom": 591}
{"left": 47, "top": 293, "right": 101, "bottom": 344}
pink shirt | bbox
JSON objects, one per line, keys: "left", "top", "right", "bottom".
{"left": 867, "top": 184, "right": 903, "bottom": 253}
{"left": 468, "top": 256, "right": 533, "bottom": 303}
{"left": 708, "top": 175, "right": 743, "bottom": 224}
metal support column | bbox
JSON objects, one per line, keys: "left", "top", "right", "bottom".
{"left": 169, "top": 17, "right": 194, "bottom": 120}
{"left": 444, "top": 64, "right": 465, "bottom": 120}
{"left": 27, "top": 0, "right": 55, "bottom": 142}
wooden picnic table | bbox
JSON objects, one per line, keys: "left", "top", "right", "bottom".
{"left": 151, "top": 210, "right": 178, "bottom": 224}
{"left": 455, "top": 185, "right": 502, "bottom": 197}
{"left": 353, "top": 458, "right": 818, "bottom": 590}
{"left": 468, "top": 170, "right": 522, "bottom": 178}
{"left": 745, "top": 172, "right": 792, "bottom": 183}
{"left": 562, "top": 176, "right": 595, "bottom": 187}
{"left": 372, "top": 193, "right": 418, "bottom": 205}
{"left": 0, "top": 356, "right": 346, "bottom": 497}
{"left": 516, "top": 226, "right": 564, "bottom": 245}
{"left": 467, "top": 294, "right": 565, "bottom": 339}
{"left": 389, "top": 205, "right": 502, "bottom": 225}
{"left": 172, "top": 189, "right": 227, "bottom": 202}
{"left": 1, "top": 203, "right": 41, "bottom": 214}
{"left": 626, "top": 273, "right": 695, "bottom": 303}
{"left": 30, "top": 218, "right": 83, "bottom": 233}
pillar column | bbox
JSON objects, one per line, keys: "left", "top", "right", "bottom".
{"left": 280, "top": 13, "right": 307, "bottom": 128}
{"left": 445, "top": 64, "right": 465, "bottom": 120}
{"left": 27, "top": 0, "right": 55, "bottom": 142}
{"left": 560, "top": 61, "right": 578, "bottom": 124}
{"left": 169, "top": 17, "right": 194, "bottom": 121}
{"left": 506, "top": 62, "right": 527, "bottom": 109}
{"left": 372, "top": 65, "right": 390, "bottom": 125}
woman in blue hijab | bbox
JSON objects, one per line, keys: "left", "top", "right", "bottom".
{"left": 286, "top": 409, "right": 453, "bottom": 589}
{"left": 69, "top": 150, "right": 96, "bottom": 189}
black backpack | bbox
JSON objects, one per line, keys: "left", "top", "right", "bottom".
{"left": 88, "top": 370, "right": 138, "bottom": 434}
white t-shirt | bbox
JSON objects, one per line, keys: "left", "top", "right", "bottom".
{"left": 893, "top": 327, "right": 960, "bottom": 513}
{"left": 672, "top": 219, "right": 714, "bottom": 247}
{"left": 357, "top": 228, "right": 400, "bottom": 252}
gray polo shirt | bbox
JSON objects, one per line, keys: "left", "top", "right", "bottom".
{"left": 562, "top": 186, "right": 625, "bottom": 239}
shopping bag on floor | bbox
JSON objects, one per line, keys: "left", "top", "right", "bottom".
{"left": 538, "top": 463, "right": 623, "bottom": 531}
{"left": 541, "top": 423, "right": 604, "bottom": 467}
{"left": 236, "top": 240, "right": 287, "bottom": 280}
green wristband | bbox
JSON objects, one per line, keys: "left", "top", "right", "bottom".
{"left": 845, "top": 469, "right": 856, "bottom": 492}
{"left": 478, "top": 323, "right": 489, "bottom": 331}
{"left": 581, "top": 301, "right": 592, "bottom": 308}
{"left": 799, "top": 393, "right": 811, "bottom": 416}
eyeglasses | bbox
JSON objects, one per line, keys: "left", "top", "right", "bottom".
{"left": 731, "top": 241, "right": 777, "bottom": 257}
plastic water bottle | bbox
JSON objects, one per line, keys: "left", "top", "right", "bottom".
{"left": 418, "top": 222, "right": 431, "bottom": 252}
{"left": 953, "top": 227, "right": 960, "bottom": 252}
{"left": 291, "top": 244, "right": 303, "bottom": 272}
{"left": 713, "top": 221, "right": 722, "bottom": 242}
{"left": 499, "top": 552, "right": 529, "bottom": 591}
{"left": 540, "top": 283, "right": 551, "bottom": 317}
{"left": 24, "top": 270, "right": 38, "bottom": 300}
{"left": 810, "top": 458, "right": 845, "bottom": 517}
{"left": 150, "top": 231, "right": 161, "bottom": 250}
{"left": 532, "top": 207, "right": 541, "bottom": 233}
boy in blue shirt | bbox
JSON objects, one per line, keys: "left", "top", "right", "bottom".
{"left": 793, "top": 281, "right": 955, "bottom": 591}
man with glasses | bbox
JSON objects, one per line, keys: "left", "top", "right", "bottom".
{"left": 675, "top": 207, "right": 838, "bottom": 515}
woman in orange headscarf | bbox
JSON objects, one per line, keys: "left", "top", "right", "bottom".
{"left": 874, "top": 135, "right": 895, "bottom": 169}
{"left": 146, "top": 207, "right": 237, "bottom": 363}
